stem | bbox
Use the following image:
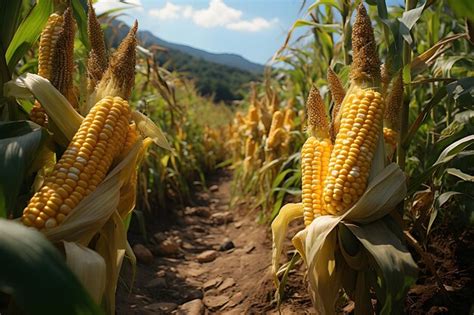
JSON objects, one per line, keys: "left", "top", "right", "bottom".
{"left": 397, "top": 0, "right": 417, "bottom": 170}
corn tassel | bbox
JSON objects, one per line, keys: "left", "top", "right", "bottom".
{"left": 87, "top": 0, "right": 108, "bottom": 95}
{"left": 95, "top": 21, "right": 138, "bottom": 102}
{"left": 383, "top": 72, "right": 403, "bottom": 153}
{"left": 327, "top": 67, "right": 346, "bottom": 139}
{"left": 50, "top": 7, "right": 77, "bottom": 109}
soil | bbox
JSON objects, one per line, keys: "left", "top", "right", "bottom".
{"left": 116, "top": 170, "right": 474, "bottom": 314}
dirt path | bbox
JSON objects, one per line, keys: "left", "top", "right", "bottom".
{"left": 116, "top": 171, "right": 311, "bottom": 314}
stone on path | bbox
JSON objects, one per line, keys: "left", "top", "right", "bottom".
{"left": 203, "top": 295, "right": 229, "bottom": 310}
{"left": 203, "top": 277, "right": 223, "bottom": 291}
{"left": 144, "top": 302, "right": 177, "bottom": 313}
{"left": 196, "top": 250, "right": 218, "bottom": 263}
{"left": 177, "top": 299, "right": 204, "bottom": 315}
{"left": 217, "top": 278, "right": 235, "bottom": 292}
{"left": 132, "top": 244, "right": 153, "bottom": 265}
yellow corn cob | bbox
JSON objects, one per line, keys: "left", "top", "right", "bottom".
{"left": 267, "top": 111, "right": 284, "bottom": 148}
{"left": 38, "top": 13, "right": 64, "bottom": 79}
{"left": 117, "top": 123, "right": 139, "bottom": 161}
{"left": 22, "top": 96, "right": 131, "bottom": 230}
{"left": 302, "top": 86, "right": 332, "bottom": 225}
{"left": 323, "top": 89, "right": 384, "bottom": 214}
{"left": 245, "top": 138, "right": 256, "bottom": 158}
{"left": 283, "top": 108, "right": 294, "bottom": 131}
{"left": 87, "top": 0, "right": 108, "bottom": 94}
{"left": 323, "top": 4, "right": 384, "bottom": 214}
{"left": 29, "top": 13, "right": 64, "bottom": 126}
{"left": 383, "top": 127, "right": 398, "bottom": 147}
{"left": 327, "top": 67, "right": 346, "bottom": 139}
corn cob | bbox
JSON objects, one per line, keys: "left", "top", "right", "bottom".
{"left": 22, "top": 96, "right": 131, "bottom": 229}
{"left": 266, "top": 111, "right": 284, "bottom": 150}
{"left": 283, "top": 108, "right": 294, "bottom": 131}
{"left": 327, "top": 67, "right": 346, "bottom": 139}
{"left": 29, "top": 13, "right": 64, "bottom": 126}
{"left": 302, "top": 86, "right": 332, "bottom": 226}
{"left": 322, "top": 4, "right": 384, "bottom": 214}
{"left": 87, "top": 0, "right": 108, "bottom": 95}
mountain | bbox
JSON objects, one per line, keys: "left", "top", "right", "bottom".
{"left": 138, "top": 30, "right": 264, "bottom": 74}
{"left": 106, "top": 20, "right": 264, "bottom": 102}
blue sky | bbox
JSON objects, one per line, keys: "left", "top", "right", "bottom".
{"left": 94, "top": 0, "right": 403, "bottom": 65}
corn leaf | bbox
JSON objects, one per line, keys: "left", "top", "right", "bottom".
{"left": 271, "top": 203, "right": 303, "bottom": 286}
{"left": 0, "top": 121, "right": 48, "bottom": 217}
{"left": 5, "top": 0, "right": 54, "bottom": 71}
{"left": 346, "top": 218, "right": 418, "bottom": 315}
{"left": 0, "top": 219, "right": 102, "bottom": 315}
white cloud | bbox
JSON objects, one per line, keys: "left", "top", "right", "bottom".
{"left": 227, "top": 17, "right": 277, "bottom": 32}
{"left": 191, "top": 0, "right": 241, "bottom": 28}
{"left": 149, "top": 0, "right": 276, "bottom": 32}
{"left": 149, "top": 2, "right": 181, "bottom": 20}
{"left": 94, "top": 0, "right": 143, "bottom": 14}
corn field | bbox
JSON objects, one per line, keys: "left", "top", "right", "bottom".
{"left": 0, "top": 0, "right": 473, "bottom": 314}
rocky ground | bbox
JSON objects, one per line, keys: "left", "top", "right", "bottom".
{"left": 116, "top": 171, "right": 312, "bottom": 314}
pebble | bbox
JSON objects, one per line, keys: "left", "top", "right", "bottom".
{"left": 132, "top": 244, "right": 154, "bottom": 265}
{"left": 203, "top": 295, "right": 229, "bottom": 310}
{"left": 144, "top": 302, "right": 177, "bottom": 312}
{"left": 211, "top": 212, "right": 233, "bottom": 225}
{"left": 177, "top": 299, "right": 204, "bottom": 315}
{"left": 203, "top": 277, "right": 223, "bottom": 291}
{"left": 196, "top": 250, "right": 218, "bottom": 263}
{"left": 157, "top": 237, "right": 180, "bottom": 256}
{"left": 228, "top": 292, "right": 245, "bottom": 307}
{"left": 217, "top": 278, "right": 235, "bottom": 292}
{"left": 219, "top": 238, "right": 235, "bottom": 251}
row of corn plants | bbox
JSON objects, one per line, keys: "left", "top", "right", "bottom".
{"left": 228, "top": 0, "right": 473, "bottom": 312}
{"left": 0, "top": 0, "right": 228, "bottom": 314}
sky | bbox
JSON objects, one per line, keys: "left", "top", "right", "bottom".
{"left": 94, "top": 0, "right": 313, "bottom": 65}
{"left": 93, "top": 0, "right": 403, "bottom": 66}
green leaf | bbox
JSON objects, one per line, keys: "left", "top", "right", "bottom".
{"left": 446, "top": 77, "right": 474, "bottom": 107}
{"left": 0, "top": 219, "right": 103, "bottom": 314}
{"left": 308, "top": 0, "right": 342, "bottom": 13}
{"left": 446, "top": 168, "right": 474, "bottom": 182}
{"left": 72, "top": 0, "right": 90, "bottom": 49}
{"left": 447, "top": 0, "right": 474, "bottom": 18}
{"left": 398, "top": 1, "right": 427, "bottom": 46}
{"left": 346, "top": 219, "right": 418, "bottom": 315}
{"left": 5, "top": 0, "right": 54, "bottom": 71}
{"left": 0, "top": 121, "right": 48, "bottom": 217}
{"left": 434, "top": 135, "right": 474, "bottom": 166}
{"left": 0, "top": 0, "right": 23, "bottom": 51}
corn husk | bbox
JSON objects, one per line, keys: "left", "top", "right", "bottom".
{"left": 63, "top": 241, "right": 106, "bottom": 304}
{"left": 4, "top": 73, "right": 83, "bottom": 143}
